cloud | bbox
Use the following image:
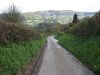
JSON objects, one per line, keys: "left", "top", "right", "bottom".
{"left": 0, "top": 0, "right": 100, "bottom": 12}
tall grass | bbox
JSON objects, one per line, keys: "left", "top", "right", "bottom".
{"left": 57, "top": 33, "right": 100, "bottom": 75}
{"left": 0, "top": 39, "right": 45, "bottom": 75}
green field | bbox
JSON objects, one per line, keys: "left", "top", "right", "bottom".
{"left": 24, "top": 16, "right": 73, "bottom": 26}
{"left": 23, "top": 10, "right": 92, "bottom": 26}
{"left": 24, "top": 15, "right": 86, "bottom": 26}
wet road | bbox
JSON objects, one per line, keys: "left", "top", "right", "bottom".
{"left": 38, "top": 36, "right": 94, "bottom": 75}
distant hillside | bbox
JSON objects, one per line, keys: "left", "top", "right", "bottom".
{"left": 23, "top": 10, "right": 96, "bottom": 25}
{"left": 23, "top": 10, "right": 95, "bottom": 17}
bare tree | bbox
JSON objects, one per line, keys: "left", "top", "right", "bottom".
{"left": 1, "top": 5, "right": 24, "bottom": 23}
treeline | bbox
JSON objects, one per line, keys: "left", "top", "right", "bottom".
{"left": 66, "top": 11, "right": 100, "bottom": 37}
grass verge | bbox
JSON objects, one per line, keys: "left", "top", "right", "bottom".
{"left": 0, "top": 39, "right": 45, "bottom": 75}
{"left": 57, "top": 33, "right": 100, "bottom": 75}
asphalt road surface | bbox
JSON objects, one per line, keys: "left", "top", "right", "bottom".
{"left": 38, "top": 36, "right": 94, "bottom": 75}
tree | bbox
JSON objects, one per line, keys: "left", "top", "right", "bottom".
{"left": 1, "top": 5, "right": 24, "bottom": 23}
{"left": 72, "top": 13, "right": 78, "bottom": 23}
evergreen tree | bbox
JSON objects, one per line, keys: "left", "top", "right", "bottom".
{"left": 72, "top": 13, "right": 78, "bottom": 23}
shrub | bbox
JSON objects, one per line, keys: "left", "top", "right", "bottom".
{"left": 92, "top": 12, "right": 100, "bottom": 35}
{"left": 76, "top": 17, "right": 96, "bottom": 36}
{"left": 0, "top": 20, "right": 40, "bottom": 44}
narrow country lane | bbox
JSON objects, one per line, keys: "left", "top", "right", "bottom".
{"left": 37, "top": 36, "right": 94, "bottom": 75}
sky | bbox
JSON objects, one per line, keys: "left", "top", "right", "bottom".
{"left": 0, "top": 0, "right": 100, "bottom": 13}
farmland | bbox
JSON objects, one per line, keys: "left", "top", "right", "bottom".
{"left": 23, "top": 10, "right": 95, "bottom": 26}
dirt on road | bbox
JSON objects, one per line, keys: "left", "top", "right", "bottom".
{"left": 37, "top": 36, "right": 94, "bottom": 75}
